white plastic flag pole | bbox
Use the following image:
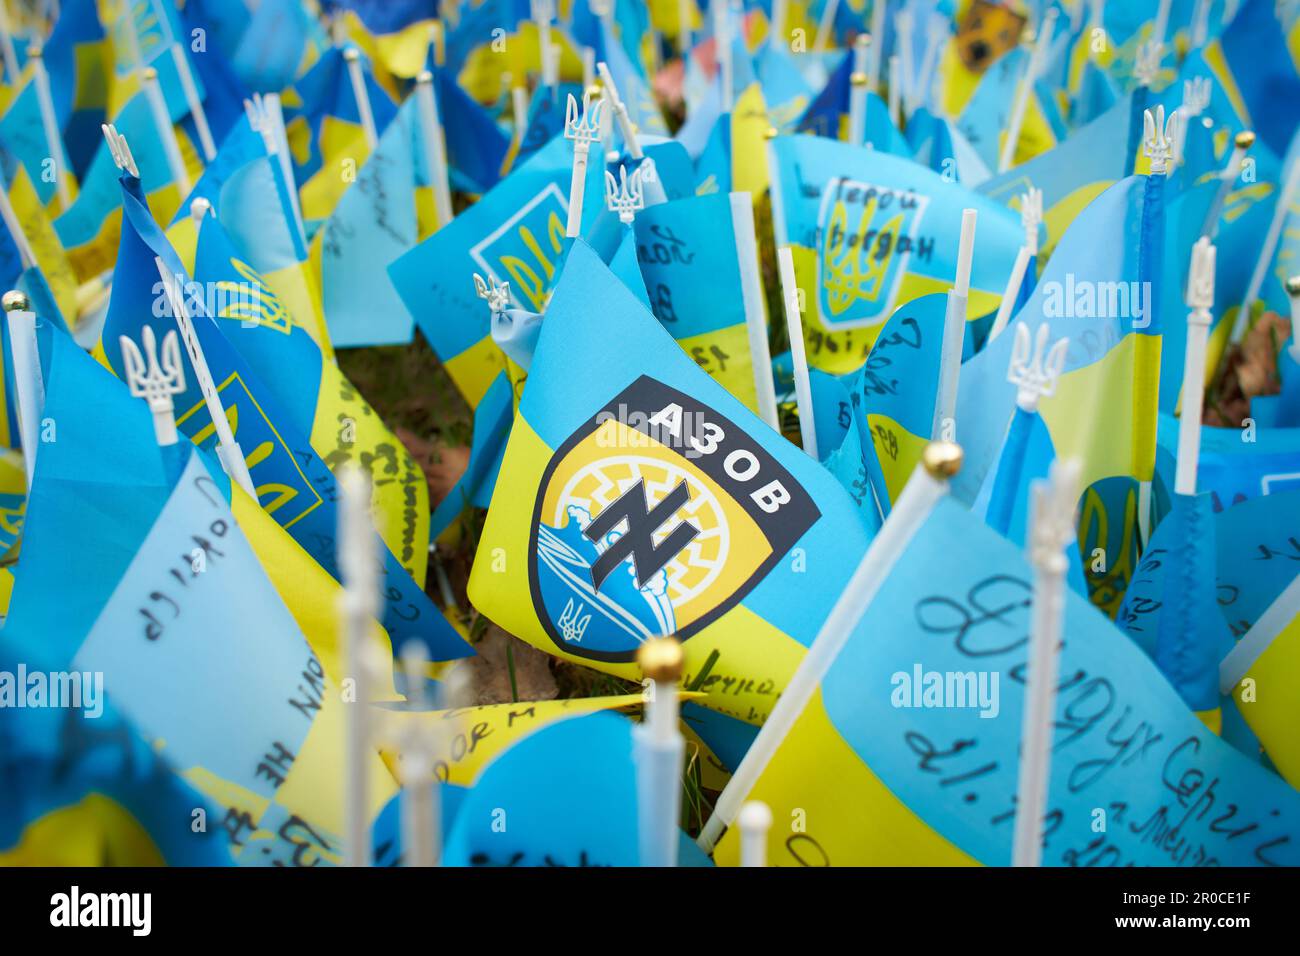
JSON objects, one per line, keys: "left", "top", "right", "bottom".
{"left": 1220, "top": 572, "right": 1300, "bottom": 697}
{"left": 170, "top": 43, "right": 216, "bottom": 162}
{"left": 582, "top": 46, "right": 595, "bottom": 91}
{"left": 770, "top": 0, "right": 788, "bottom": 46}
{"left": 866, "top": 0, "right": 887, "bottom": 93}
{"left": 2, "top": 291, "right": 42, "bottom": 490}
{"left": 563, "top": 88, "right": 605, "bottom": 237}
{"left": 887, "top": 55, "right": 901, "bottom": 127}
{"left": 119, "top": 326, "right": 186, "bottom": 447}
{"left": 598, "top": 62, "right": 644, "bottom": 160}
{"left": 339, "top": 467, "right": 382, "bottom": 868}
{"left": 1199, "top": 130, "right": 1253, "bottom": 240}
{"left": 934, "top": 209, "right": 977, "bottom": 441}
{"left": 847, "top": 35, "right": 870, "bottom": 146}
{"left": 738, "top": 802, "right": 772, "bottom": 867}
{"left": 894, "top": 9, "right": 915, "bottom": 121}
{"left": 915, "top": 16, "right": 947, "bottom": 117}
{"left": 698, "top": 441, "right": 963, "bottom": 853}
{"left": 532, "top": 0, "right": 557, "bottom": 89}
{"left": 342, "top": 48, "right": 379, "bottom": 150}
{"left": 1288, "top": 278, "right": 1300, "bottom": 367}
{"left": 1152, "top": 0, "right": 1173, "bottom": 51}
{"left": 1136, "top": 105, "right": 1176, "bottom": 546}
{"left": 734, "top": 197, "right": 780, "bottom": 431}
{"left": 998, "top": 8, "right": 1057, "bottom": 174}
{"left": 154, "top": 257, "right": 257, "bottom": 499}
{"left": 989, "top": 188, "right": 1042, "bottom": 343}
{"left": 777, "top": 246, "right": 818, "bottom": 460}
{"left": 510, "top": 80, "right": 529, "bottom": 150}
{"left": 29, "top": 48, "right": 72, "bottom": 209}
{"left": 634, "top": 637, "right": 685, "bottom": 867}
{"left": 1234, "top": 156, "right": 1300, "bottom": 343}
{"left": 396, "top": 642, "right": 439, "bottom": 867}
{"left": 813, "top": 0, "right": 839, "bottom": 53}
{"left": 415, "top": 71, "right": 454, "bottom": 231}
{"left": 0, "top": 170, "right": 37, "bottom": 271}
{"left": 0, "top": 1, "right": 19, "bottom": 85}
{"left": 1171, "top": 77, "right": 1209, "bottom": 169}
{"left": 1190, "top": 0, "right": 1211, "bottom": 48}
{"left": 141, "top": 66, "right": 191, "bottom": 197}
{"left": 716, "top": 0, "right": 733, "bottom": 111}
{"left": 1012, "top": 457, "right": 1081, "bottom": 868}
{"left": 249, "top": 94, "right": 309, "bottom": 253}
{"left": 1175, "top": 238, "right": 1216, "bottom": 497}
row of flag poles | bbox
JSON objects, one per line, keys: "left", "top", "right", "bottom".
{"left": 0, "top": 0, "right": 1299, "bottom": 871}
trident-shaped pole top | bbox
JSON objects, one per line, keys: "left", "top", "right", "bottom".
{"left": 1029, "top": 457, "right": 1082, "bottom": 573}
{"left": 1134, "top": 40, "right": 1163, "bottom": 88}
{"left": 565, "top": 88, "right": 606, "bottom": 148}
{"left": 1143, "top": 104, "right": 1177, "bottom": 176}
{"left": 1185, "top": 236, "right": 1216, "bottom": 318}
{"left": 1019, "top": 187, "right": 1043, "bottom": 255}
{"left": 120, "top": 325, "right": 186, "bottom": 446}
{"left": 1182, "top": 76, "right": 1211, "bottom": 118}
{"left": 1008, "top": 321, "right": 1069, "bottom": 413}
{"left": 473, "top": 272, "right": 511, "bottom": 314}
{"left": 101, "top": 124, "right": 139, "bottom": 178}
{"left": 604, "top": 164, "right": 646, "bottom": 224}
{"left": 244, "top": 93, "right": 269, "bottom": 132}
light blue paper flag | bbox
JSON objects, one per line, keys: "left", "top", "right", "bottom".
{"left": 319, "top": 97, "right": 419, "bottom": 347}
{"left": 1214, "top": 489, "right": 1300, "bottom": 639}
{"left": 74, "top": 446, "right": 393, "bottom": 867}
{"left": 443, "top": 712, "right": 641, "bottom": 866}
{"left": 633, "top": 191, "right": 768, "bottom": 415}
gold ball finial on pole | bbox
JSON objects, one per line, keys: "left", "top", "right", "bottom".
{"left": 2, "top": 290, "right": 31, "bottom": 313}
{"left": 922, "top": 441, "right": 964, "bottom": 479}
{"left": 637, "top": 636, "right": 684, "bottom": 684}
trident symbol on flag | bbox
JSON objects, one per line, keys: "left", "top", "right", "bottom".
{"left": 1007, "top": 321, "right": 1068, "bottom": 414}
{"left": 473, "top": 272, "right": 512, "bottom": 315}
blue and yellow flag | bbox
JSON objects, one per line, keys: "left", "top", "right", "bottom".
{"left": 953, "top": 173, "right": 1165, "bottom": 504}
{"left": 633, "top": 191, "right": 768, "bottom": 414}
{"left": 388, "top": 133, "right": 603, "bottom": 409}
{"left": 94, "top": 170, "right": 471, "bottom": 661}
{"left": 713, "top": 491, "right": 1300, "bottom": 866}
{"left": 768, "top": 133, "right": 1022, "bottom": 373}
{"left": 468, "top": 240, "right": 874, "bottom": 722}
